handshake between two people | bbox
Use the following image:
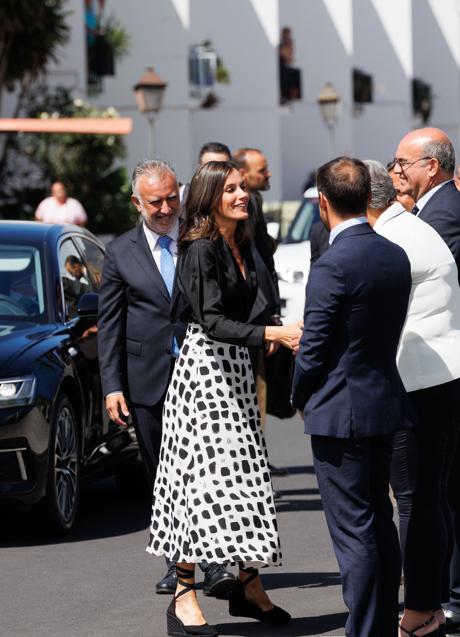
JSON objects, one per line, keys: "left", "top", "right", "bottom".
{"left": 264, "top": 320, "right": 303, "bottom": 354}
{"left": 106, "top": 320, "right": 305, "bottom": 428}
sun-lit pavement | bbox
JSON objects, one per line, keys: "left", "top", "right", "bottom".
{"left": 0, "top": 414, "right": 350, "bottom": 637}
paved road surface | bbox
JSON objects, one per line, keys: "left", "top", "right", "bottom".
{"left": 1, "top": 414, "right": 366, "bottom": 636}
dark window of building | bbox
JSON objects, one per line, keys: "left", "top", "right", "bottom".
{"left": 353, "top": 69, "right": 373, "bottom": 104}
{"left": 412, "top": 78, "right": 432, "bottom": 123}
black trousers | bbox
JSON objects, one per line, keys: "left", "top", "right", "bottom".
{"left": 131, "top": 401, "right": 164, "bottom": 492}
{"left": 312, "top": 434, "right": 401, "bottom": 637}
{"left": 130, "top": 360, "right": 176, "bottom": 491}
{"left": 446, "top": 435, "right": 460, "bottom": 613}
{"left": 391, "top": 378, "right": 460, "bottom": 610}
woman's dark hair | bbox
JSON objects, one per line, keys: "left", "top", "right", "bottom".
{"left": 179, "top": 160, "right": 249, "bottom": 247}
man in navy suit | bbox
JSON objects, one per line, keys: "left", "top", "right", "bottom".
{"left": 292, "top": 157, "right": 412, "bottom": 637}
{"left": 98, "top": 159, "right": 235, "bottom": 596}
{"left": 393, "top": 128, "right": 460, "bottom": 630}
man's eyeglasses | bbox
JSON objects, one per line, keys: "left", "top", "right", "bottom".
{"left": 392, "top": 156, "right": 431, "bottom": 171}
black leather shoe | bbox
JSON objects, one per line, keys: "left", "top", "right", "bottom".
{"left": 203, "top": 563, "right": 236, "bottom": 598}
{"left": 268, "top": 463, "right": 289, "bottom": 477}
{"left": 444, "top": 608, "right": 460, "bottom": 632}
{"left": 156, "top": 565, "right": 177, "bottom": 595}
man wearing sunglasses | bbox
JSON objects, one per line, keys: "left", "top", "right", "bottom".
{"left": 394, "top": 127, "right": 460, "bottom": 633}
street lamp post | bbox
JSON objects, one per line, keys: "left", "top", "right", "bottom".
{"left": 317, "top": 83, "right": 341, "bottom": 159}
{"left": 133, "top": 67, "right": 167, "bottom": 158}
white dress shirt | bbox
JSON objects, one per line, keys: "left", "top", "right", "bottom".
{"left": 143, "top": 219, "right": 179, "bottom": 269}
{"left": 374, "top": 202, "right": 460, "bottom": 392}
{"left": 329, "top": 216, "right": 367, "bottom": 244}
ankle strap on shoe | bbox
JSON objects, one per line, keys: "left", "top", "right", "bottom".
{"left": 175, "top": 565, "right": 195, "bottom": 599}
{"left": 399, "top": 615, "right": 436, "bottom": 636}
{"left": 239, "top": 565, "right": 259, "bottom": 587}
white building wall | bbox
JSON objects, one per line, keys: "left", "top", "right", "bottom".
{"left": 352, "top": 0, "right": 413, "bottom": 164}
{"left": 90, "top": 0, "right": 192, "bottom": 181}
{"left": 279, "top": 0, "right": 354, "bottom": 198}
{"left": 47, "top": 1, "right": 87, "bottom": 94}
{"left": 187, "top": 0, "right": 282, "bottom": 198}
{"left": 4, "top": 0, "right": 460, "bottom": 197}
{"left": 412, "top": 0, "right": 460, "bottom": 149}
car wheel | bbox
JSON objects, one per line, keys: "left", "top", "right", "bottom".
{"left": 39, "top": 394, "right": 80, "bottom": 534}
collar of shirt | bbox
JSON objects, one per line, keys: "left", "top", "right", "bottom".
{"left": 416, "top": 179, "right": 452, "bottom": 214}
{"left": 329, "top": 216, "right": 367, "bottom": 245}
{"left": 373, "top": 202, "right": 406, "bottom": 231}
{"left": 143, "top": 219, "right": 179, "bottom": 267}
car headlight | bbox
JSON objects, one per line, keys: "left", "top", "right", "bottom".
{"left": 276, "top": 269, "right": 306, "bottom": 284}
{"left": 0, "top": 376, "right": 36, "bottom": 408}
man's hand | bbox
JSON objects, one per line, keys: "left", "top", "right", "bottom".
{"left": 105, "top": 393, "right": 130, "bottom": 427}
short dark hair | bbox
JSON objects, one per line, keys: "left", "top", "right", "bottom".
{"left": 316, "top": 156, "right": 371, "bottom": 217}
{"left": 179, "top": 160, "right": 249, "bottom": 248}
{"left": 198, "top": 142, "right": 231, "bottom": 163}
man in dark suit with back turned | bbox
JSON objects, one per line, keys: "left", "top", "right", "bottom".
{"left": 98, "top": 159, "right": 235, "bottom": 597}
{"left": 393, "top": 127, "right": 460, "bottom": 630}
{"left": 292, "top": 157, "right": 412, "bottom": 637}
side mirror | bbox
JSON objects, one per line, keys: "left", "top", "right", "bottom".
{"left": 266, "top": 221, "right": 280, "bottom": 241}
{"left": 77, "top": 293, "right": 99, "bottom": 319}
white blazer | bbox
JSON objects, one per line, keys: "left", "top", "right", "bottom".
{"left": 374, "top": 203, "right": 460, "bottom": 392}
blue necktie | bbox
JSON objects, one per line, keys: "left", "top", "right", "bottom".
{"left": 158, "top": 235, "right": 180, "bottom": 356}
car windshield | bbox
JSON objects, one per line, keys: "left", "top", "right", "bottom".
{"left": 283, "top": 198, "right": 320, "bottom": 244}
{"left": 0, "top": 244, "right": 47, "bottom": 322}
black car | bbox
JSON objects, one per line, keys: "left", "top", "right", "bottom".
{"left": 0, "top": 221, "right": 137, "bottom": 533}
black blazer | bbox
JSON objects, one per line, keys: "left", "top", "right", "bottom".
{"left": 248, "top": 192, "right": 281, "bottom": 319}
{"left": 97, "top": 223, "right": 186, "bottom": 406}
{"left": 309, "top": 219, "right": 330, "bottom": 266}
{"left": 178, "top": 238, "right": 265, "bottom": 346}
{"left": 292, "top": 223, "right": 412, "bottom": 438}
{"left": 418, "top": 180, "right": 460, "bottom": 283}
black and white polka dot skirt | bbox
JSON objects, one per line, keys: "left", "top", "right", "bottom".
{"left": 146, "top": 323, "right": 282, "bottom": 567}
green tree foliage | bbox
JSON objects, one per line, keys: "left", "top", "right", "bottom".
{"left": 1, "top": 85, "right": 136, "bottom": 236}
{"left": 0, "top": 0, "right": 69, "bottom": 113}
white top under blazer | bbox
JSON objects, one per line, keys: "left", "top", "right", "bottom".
{"left": 374, "top": 203, "right": 460, "bottom": 392}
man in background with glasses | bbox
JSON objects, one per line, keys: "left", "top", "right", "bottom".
{"left": 394, "top": 127, "right": 460, "bottom": 632}
{"left": 393, "top": 127, "right": 460, "bottom": 279}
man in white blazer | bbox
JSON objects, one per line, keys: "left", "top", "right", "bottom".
{"left": 365, "top": 160, "right": 460, "bottom": 637}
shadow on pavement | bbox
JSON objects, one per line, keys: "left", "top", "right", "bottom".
{"left": 282, "top": 465, "right": 316, "bottom": 476}
{"left": 217, "top": 611, "right": 347, "bottom": 636}
{"left": 276, "top": 488, "right": 320, "bottom": 496}
{"left": 0, "top": 476, "right": 150, "bottom": 547}
{"left": 275, "top": 497, "right": 324, "bottom": 513}
{"left": 261, "top": 571, "right": 341, "bottom": 591}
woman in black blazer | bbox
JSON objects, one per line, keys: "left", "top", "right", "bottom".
{"left": 147, "top": 161, "right": 301, "bottom": 637}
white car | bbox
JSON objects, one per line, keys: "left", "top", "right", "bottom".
{"left": 273, "top": 187, "right": 320, "bottom": 324}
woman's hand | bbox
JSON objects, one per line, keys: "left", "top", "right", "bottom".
{"left": 264, "top": 321, "right": 303, "bottom": 351}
